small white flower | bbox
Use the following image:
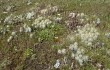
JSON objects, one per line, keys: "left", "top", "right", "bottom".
{"left": 75, "top": 55, "right": 80, "bottom": 61}
{"left": 58, "top": 49, "right": 66, "bottom": 54}
{"left": 77, "top": 13, "right": 80, "bottom": 17}
{"left": 6, "top": 6, "right": 12, "bottom": 12}
{"left": 61, "top": 49, "right": 66, "bottom": 54}
{"left": 27, "top": 0, "right": 32, "bottom": 5}
{"left": 26, "top": 27, "right": 31, "bottom": 32}
{"left": 74, "top": 42, "right": 78, "bottom": 46}
{"left": 30, "top": 33, "right": 34, "bottom": 38}
{"left": 40, "top": 23, "right": 46, "bottom": 29}
{"left": 83, "top": 56, "right": 88, "bottom": 61}
{"left": 54, "top": 59, "right": 60, "bottom": 69}
{"left": 87, "top": 42, "right": 92, "bottom": 46}
{"left": 69, "top": 44, "right": 74, "bottom": 50}
{"left": 80, "top": 19, "right": 84, "bottom": 23}
{"left": 80, "top": 49, "right": 85, "bottom": 53}
{"left": 78, "top": 54, "right": 83, "bottom": 58}
{"left": 4, "top": 14, "right": 13, "bottom": 24}
{"left": 69, "top": 13, "right": 76, "bottom": 18}
{"left": 19, "top": 27, "right": 23, "bottom": 32}
{"left": 6, "top": 25, "right": 9, "bottom": 28}
{"left": 26, "top": 11, "right": 35, "bottom": 19}
{"left": 96, "top": 18, "right": 100, "bottom": 24}
{"left": 58, "top": 50, "right": 62, "bottom": 54}
{"left": 73, "top": 42, "right": 78, "bottom": 51}
{"left": 11, "top": 31, "right": 16, "bottom": 36}
{"left": 78, "top": 59, "right": 83, "bottom": 66}
{"left": 96, "top": 63, "right": 102, "bottom": 68}
{"left": 105, "top": 33, "right": 110, "bottom": 38}
{"left": 54, "top": 17, "right": 62, "bottom": 22}
{"left": 75, "top": 54, "right": 84, "bottom": 66}
{"left": 7, "top": 36, "right": 13, "bottom": 42}
{"left": 76, "top": 49, "right": 82, "bottom": 55}
{"left": 17, "top": 15, "right": 24, "bottom": 21}
{"left": 71, "top": 53, "right": 75, "bottom": 58}
{"left": 107, "top": 49, "right": 110, "bottom": 56}
{"left": 51, "top": 6, "right": 58, "bottom": 12}
{"left": 40, "top": 9, "right": 48, "bottom": 15}
{"left": 63, "top": 56, "right": 67, "bottom": 64}
{"left": 80, "top": 13, "right": 85, "bottom": 17}
{"left": 33, "top": 16, "right": 52, "bottom": 29}
{"left": 57, "top": 14, "right": 61, "bottom": 16}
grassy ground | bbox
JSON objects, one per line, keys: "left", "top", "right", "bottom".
{"left": 0, "top": 0, "right": 110, "bottom": 70}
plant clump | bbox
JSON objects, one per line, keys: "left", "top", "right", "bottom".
{"left": 77, "top": 24, "right": 100, "bottom": 46}
{"left": 69, "top": 42, "right": 88, "bottom": 66}
{"left": 32, "top": 16, "right": 52, "bottom": 29}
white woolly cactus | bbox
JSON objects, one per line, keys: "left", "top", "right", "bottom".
{"left": 77, "top": 24, "right": 100, "bottom": 46}
{"left": 40, "top": 6, "right": 58, "bottom": 15}
{"left": 4, "top": 14, "right": 13, "bottom": 24}
{"left": 69, "top": 42, "right": 88, "bottom": 66}
{"left": 32, "top": 16, "right": 52, "bottom": 29}
{"left": 26, "top": 11, "right": 35, "bottom": 20}
{"left": 23, "top": 24, "right": 32, "bottom": 33}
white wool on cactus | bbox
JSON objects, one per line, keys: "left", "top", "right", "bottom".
{"left": 26, "top": 11, "right": 35, "bottom": 19}
{"left": 4, "top": 14, "right": 13, "bottom": 24}
{"left": 69, "top": 43, "right": 88, "bottom": 66}
{"left": 69, "top": 42, "right": 78, "bottom": 51}
{"left": 11, "top": 31, "right": 16, "bottom": 36}
{"left": 23, "top": 24, "right": 32, "bottom": 32}
{"left": 7, "top": 36, "right": 13, "bottom": 42}
{"left": 54, "top": 59, "right": 60, "bottom": 69}
{"left": 58, "top": 49, "right": 66, "bottom": 54}
{"left": 77, "top": 24, "right": 100, "bottom": 46}
{"left": 69, "top": 13, "right": 76, "bottom": 18}
{"left": 32, "top": 16, "right": 52, "bottom": 29}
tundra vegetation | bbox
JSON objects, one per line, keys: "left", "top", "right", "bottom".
{"left": 0, "top": 0, "right": 110, "bottom": 70}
